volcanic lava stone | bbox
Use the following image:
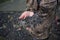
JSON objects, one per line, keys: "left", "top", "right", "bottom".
{"left": 0, "top": 11, "right": 33, "bottom": 40}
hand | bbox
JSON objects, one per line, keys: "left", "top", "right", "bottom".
{"left": 55, "top": 16, "right": 60, "bottom": 25}
{"left": 55, "top": 16, "right": 59, "bottom": 21}
{"left": 19, "top": 11, "right": 34, "bottom": 19}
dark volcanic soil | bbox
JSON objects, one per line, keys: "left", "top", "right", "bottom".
{"left": 0, "top": 5, "right": 60, "bottom": 40}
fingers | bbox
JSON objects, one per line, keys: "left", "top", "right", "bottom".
{"left": 19, "top": 14, "right": 24, "bottom": 19}
{"left": 19, "top": 11, "right": 27, "bottom": 19}
{"left": 24, "top": 15, "right": 27, "bottom": 19}
{"left": 19, "top": 11, "right": 34, "bottom": 19}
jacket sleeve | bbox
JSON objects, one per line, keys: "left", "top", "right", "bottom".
{"left": 57, "top": 0, "right": 60, "bottom": 5}
{"left": 26, "top": 0, "right": 37, "bottom": 11}
{"left": 40, "top": 0, "right": 57, "bottom": 13}
{"left": 40, "top": 0, "right": 57, "bottom": 9}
